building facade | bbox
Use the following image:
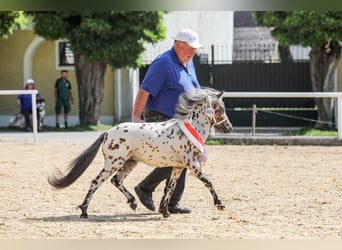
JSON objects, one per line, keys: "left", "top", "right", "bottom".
{"left": 0, "top": 11, "right": 341, "bottom": 127}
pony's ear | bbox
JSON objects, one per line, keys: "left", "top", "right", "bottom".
{"left": 216, "top": 91, "right": 224, "bottom": 100}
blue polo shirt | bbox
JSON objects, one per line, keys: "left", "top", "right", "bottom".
{"left": 17, "top": 92, "right": 40, "bottom": 112}
{"left": 141, "top": 48, "right": 201, "bottom": 118}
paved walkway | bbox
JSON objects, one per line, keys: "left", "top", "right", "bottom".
{"left": 0, "top": 128, "right": 341, "bottom": 146}
{"left": 0, "top": 131, "right": 104, "bottom": 143}
{"left": 214, "top": 127, "right": 342, "bottom": 145}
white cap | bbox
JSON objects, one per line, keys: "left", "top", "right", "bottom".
{"left": 172, "top": 29, "right": 203, "bottom": 49}
{"left": 26, "top": 79, "right": 34, "bottom": 84}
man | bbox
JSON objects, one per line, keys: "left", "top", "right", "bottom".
{"left": 132, "top": 28, "right": 202, "bottom": 214}
{"left": 54, "top": 70, "right": 74, "bottom": 128}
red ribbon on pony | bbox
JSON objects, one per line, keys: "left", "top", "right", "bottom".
{"left": 178, "top": 121, "right": 207, "bottom": 165}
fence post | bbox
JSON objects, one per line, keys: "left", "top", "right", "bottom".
{"left": 338, "top": 96, "right": 342, "bottom": 139}
{"left": 31, "top": 93, "right": 38, "bottom": 143}
{"left": 211, "top": 45, "right": 214, "bottom": 65}
{"left": 0, "top": 90, "right": 38, "bottom": 143}
{"left": 252, "top": 104, "right": 257, "bottom": 136}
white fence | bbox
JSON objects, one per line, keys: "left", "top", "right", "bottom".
{"left": 1, "top": 90, "right": 342, "bottom": 142}
{"left": 0, "top": 90, "right": 38, "bottom": 143}
{"left": 223, "top": 92, "right": 342, "bottom": 140}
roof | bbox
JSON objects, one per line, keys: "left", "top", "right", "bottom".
{"left": 233, "top": 12, "right": 278, "bottom": 61}
{"left": 234, "top": 11, "right": 258, "bottom": 27}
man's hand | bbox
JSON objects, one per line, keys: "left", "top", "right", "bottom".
{"left": 132, "top": 116, "right": 144, "bottom": 123}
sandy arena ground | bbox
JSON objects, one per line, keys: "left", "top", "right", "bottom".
{"left": 0, "top": 139, "right": 341, "bottom": 239}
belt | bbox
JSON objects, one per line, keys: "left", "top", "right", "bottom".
{"left": 143, "top": 110, "right": 170, "bottom": 122}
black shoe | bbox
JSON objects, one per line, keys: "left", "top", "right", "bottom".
{"left": 134, "top": 185, "right": 155, "bottom": 211}
{"left": 168, "top": 204, "right": 191, "bottom": 214}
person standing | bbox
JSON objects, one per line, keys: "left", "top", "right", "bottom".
{"left": 54, "top": 70, "right": 74, "bottom": 128}
{"left": 16, "top": 79, "right": 41, "bottom": 131}
{"left": 131, "top": 28, "right": 202, "bottom": 214}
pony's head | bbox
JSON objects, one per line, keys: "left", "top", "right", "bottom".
{"left": 174, "top": 88, "right": 233, "bottom": 134}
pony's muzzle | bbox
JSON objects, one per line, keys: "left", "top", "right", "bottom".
{"left": 225, "top": 122, "right": 233, "bottom": 134}
{"left": 214, "top": 120, "right": 233, "bottom": 134}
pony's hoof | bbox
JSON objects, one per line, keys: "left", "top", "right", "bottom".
{"left": 129, "top": 201, "right": 137, "bottom": 211}
{"left": 80, "top": 213, "right": 88, "bottom": 219}
{"left": 78, "top": 205, "right": 88, "bottom": 218}
{"left": 216, "top": 204, "right": 225, "bottom": 211}
{"left": 159, "top": 207, "right": 170, "bottom": 218}
{"left": 162, "top": 212, "right": 170, "bottom": 218}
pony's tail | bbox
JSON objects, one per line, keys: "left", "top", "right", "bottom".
{"left": 48, "top": 132, "right": 106, "bottom": 189}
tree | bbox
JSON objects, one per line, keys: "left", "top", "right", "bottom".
{"left": 0, "top": 11, "right": 27, "bottom": 39}
{"left": 27, "top": 11, "right": 166, "bottom": 125}
{"left": 253, "top": 11, "right": 342, "bottom": 129}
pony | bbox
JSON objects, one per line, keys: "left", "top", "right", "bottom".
{"left": 48, "top": 88, "right": 233, "bottom": 218}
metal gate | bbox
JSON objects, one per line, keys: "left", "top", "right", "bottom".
{"left": 139, "top": 61, "right": 316, "bottom": 127}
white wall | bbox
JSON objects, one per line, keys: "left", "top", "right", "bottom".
{"left": 142, "top": 11, "right": 234, "bottom": 63}
{"left": 112, "top": 11, "right": 235, "bottom": 124}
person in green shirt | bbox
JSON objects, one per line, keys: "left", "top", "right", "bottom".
{"left": 54, "top": 70, "right": 74, "bottom": 128}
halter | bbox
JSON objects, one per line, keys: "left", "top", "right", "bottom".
{"left": 206, "top": 95, "right": 228, "bottom": 126}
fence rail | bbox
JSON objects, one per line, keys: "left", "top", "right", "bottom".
{"left": 142, "top": 44, "right": 310, "bottom": 64}
{"left": 0, "top": 90, "right": 38, "bottom": 143}
{"left": 223, "top": 92, "right": 342, "bottom": 139}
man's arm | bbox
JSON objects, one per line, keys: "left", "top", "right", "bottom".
{"left": 68, "top": 90, "right": 74, "bottom": 104}
{"left": 131, "top": 88, "right": 149, "bottom": 122}
{"left": 16, "top": 98, "right": 21, "bottom": 108}
{"left": 54, "top": 86, "right": 58, "bottom": 100}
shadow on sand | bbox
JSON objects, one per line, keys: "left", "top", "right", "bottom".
{"left": 27, "top": 212, "right": 164, "bottom": 223}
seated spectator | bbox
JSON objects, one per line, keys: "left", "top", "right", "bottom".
{"left": 16, "top": 79, "right": 41, "bottom": 131}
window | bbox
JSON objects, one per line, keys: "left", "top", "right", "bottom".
{"left": 56, "top": 40, "right": 75, "bottom": 69}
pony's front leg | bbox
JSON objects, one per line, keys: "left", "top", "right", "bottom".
{"left": 159, "top": 167, "right": 183, "bottom": 218}
{"left": 190, "top": 163, "right": 225, "bottom": 211}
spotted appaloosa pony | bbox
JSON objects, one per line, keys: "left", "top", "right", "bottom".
{"left": 48, "top": 88, "right": 233, "bottom": 218}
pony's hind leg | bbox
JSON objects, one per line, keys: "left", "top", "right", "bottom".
{"left": 78, "top": 165, "right": 116, "bottom": 218}
{"left": 110, "top": 159, "right": 138, "bottom": 211}
{"left": 189, "top": 164, "right": 225, "bottom": 211}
